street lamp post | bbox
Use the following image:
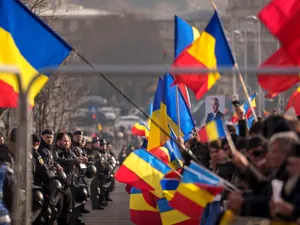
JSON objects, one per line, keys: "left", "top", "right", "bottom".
{"left": 231, "top": 30, "right": 243, "bottom": 94}
{"left": 240, "top": 21, "right": 255, "bottom": 90}
{"left": 243, "top": 29, "right": 248, "bottom": 85}
{"left": 247, "top": 15, "right": 264, "bottom": 117}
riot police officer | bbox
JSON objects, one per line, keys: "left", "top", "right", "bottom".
{"left": 99, "top": 139, "right": 113, "bottom": 202}
{"left": 71, "top": 130, "right": 89, "bottom": 214}
{"left": 31, "top": 134, "right": 56, "bottom": 225}
{"left": 38, "top": 129, "right": 63, "bottom": 173}
{"left": 38, "top": 129, "right": 55, "bottom": 166}
{"left": 89, "top": 137, "right": 107, "bottom": 210}
{"left": 53, "top": 133, "right": 82, "bottom": 225}
{"left": 71, "top": 130, "right": 85, "bottom": 158}
{"left": 31, "top": 134, "right": 52, "bottom": 187}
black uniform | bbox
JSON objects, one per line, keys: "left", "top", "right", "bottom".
{"left": 89, "top": 147, "right": 105, "bottom": 209}
{"left": 38, "top": 139, "right": 55, "bottom": 169}
{"left": 3, "top": 164, "right": 14, "bottom": 214}
{"left": 32, "top": 149, "right": 51, "bottom": 186}
{"left": 53, "top": 146, "right": 78, "bottom": 225}
{"left": 71, "top": 134, "right": 89, "bottom": 215}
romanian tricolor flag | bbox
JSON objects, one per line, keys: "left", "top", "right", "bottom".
{"left": 169, "top": 167, "right": 223, "bottom": 221}
{"left": 130, "top": 187, "right": 162, "bottom": 225}
{"left": 132, "top": 122, "right": 149, "bottom": 138}
{"left": 132, "top": 101, "right": 152, "bottom": 138}
{"left": 164, "top": 75, "right": 195, "bottom": 138}
{"left": 114, "top": 149, "right": 172, "bottom": 198}
{"left": 158, "top": 198, "right": 198, "bottom": 225}
{"left": 160, "top": 178, "right": 179, "bottom": 200}
{"left": 218, "top": 210, "right": 235, "bottom": 225}
{"left": 198, "top": 119, "right": 226, "bottom": 143}
{"left": 188, "top": 161, "right": 221, "bottom": 184}
{"left": 166, "top": 126, "right": 184, "bottom": 170}
{"left": 150, "top": 143, "right": 182, "bottom": 177}
{"left": 231, "top": 93, "right": 256, "bottom": 123}
{"left": 150, "top": 145, "right": 172, "bottom": 165}
{"left": 172, "top": 10, "right": 235, "bottom": 100}
{"left": 173, "top": 16, "right": 198, "bottom": 108}
{"left": 147, "top": 78, "right": 169, "bottom": 150}
{"left": 174, "top": 16, "right": 200, "bottom": 59}
{"left": 147, "top": 75, "right": 195, "bottom": 150}
{"left": 0, "top": 0, "right": 72, "bottom": 107}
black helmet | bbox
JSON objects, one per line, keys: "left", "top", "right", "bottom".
{"left": 85, "top": 165, "right": 97, "bottom": 179}
{"left": 49, "top": 179, "right": 62, "bottom": 193}
{"left": 58, "top": 170, "right": 67, "bottom": 182}
{"left": 75, "top": 186, "right": 88, "bottom": 203}
{"left": 32, "top": 190, "right": 44, "bottom": 209}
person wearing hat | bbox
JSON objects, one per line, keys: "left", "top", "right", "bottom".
{"left": 71, "top": 130, "right": 85, "bottom": 158}
{"left": 38, "top": 129, "right": 55, "bottom": 167}
{"left": 31, "top": 134, "right": 52, "bottom": 187}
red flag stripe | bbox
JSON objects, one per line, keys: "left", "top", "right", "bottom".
{"left": 286, "top": 87, "right": 300, "bottom": 116}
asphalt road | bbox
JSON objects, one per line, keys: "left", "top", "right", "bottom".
{"left": 82, "top": 182, "right": 133, "bottom": 225}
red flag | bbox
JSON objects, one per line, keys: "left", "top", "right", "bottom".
{"left": 198, "top": 126, "right": 208, "bottom": 143}
{"left": 286, "top": 87, "right": 300, "bottom": 116}
{"left": 258, "top": 0, "right": 300, "bottom": 36}
{"left": 276, "top": 9, "right": 300, "bottom": 64}
{"left": 258, "top": 0, "right": 300, "bottom": 64}
{"left": 258, "top": 48, "right": 300, "bottom": 97}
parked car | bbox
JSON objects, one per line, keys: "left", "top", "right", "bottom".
{"left": 114, "top": 115, "right": 146, "bottom": 130}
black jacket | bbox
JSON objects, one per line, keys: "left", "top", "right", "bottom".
{"left": 241, "top": 163, "right": 291, "bottom": 219}
{"left": 53, "top": 146, "right": 79, "bottom": 186}
{"left": 0, "top": 144, "right": 14, "bottom": 167}
{"left": 32, "top": 149, "right": 51, "bottom": 186}
{"left": 3, "top": 165, "right": 14, "bottom": 213}
{"left": 38, "top": 139, "right": 55, "bottom": 168}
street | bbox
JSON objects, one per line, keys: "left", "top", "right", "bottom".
{"left": 82, "top": 182, "right": 133, "bottom": 225}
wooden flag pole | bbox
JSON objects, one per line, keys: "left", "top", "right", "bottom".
{"left": 211, "top": 1, "right": 258, "bottom": 122}
{"left": 176, "top": 85, "right": 181, "bottom": 136}
{"left": 235, "top": 64, "right": 258, "bottom": 121}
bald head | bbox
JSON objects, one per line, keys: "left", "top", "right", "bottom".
{"left": 211, "top": 97, "right": 219, "bottom": 113}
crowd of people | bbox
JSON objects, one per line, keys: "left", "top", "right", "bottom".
{"left": 0, "top": 128, "right": 120, "bottom": 225}
{"left": 176, "top": 105, "right": 300, "bottom": 224}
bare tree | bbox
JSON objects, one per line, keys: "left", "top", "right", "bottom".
{"left": 33, "top": 71, "right": 90, "bottom": 134}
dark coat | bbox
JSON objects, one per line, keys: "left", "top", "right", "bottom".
{"left": 206, "top": 111, "right": 224, "bottom": 124}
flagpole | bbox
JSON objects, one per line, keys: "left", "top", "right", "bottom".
{"left": 235, "top": 64, "right": 258, "bottom": 121}
{"left": 163, "top": 50, "right": 182, "bottom": 136}
{"left": 176, "top": 85, "right": 181, "bottom": 135}
{"left": 211, "top": 1, "right": 258, "bottom": 122}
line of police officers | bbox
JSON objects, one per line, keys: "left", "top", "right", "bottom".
{"left": 0, "top": 128, "right": 118, "bottom": 225}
